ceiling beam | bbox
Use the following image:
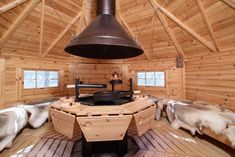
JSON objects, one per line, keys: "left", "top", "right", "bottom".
{"left": 196, "top": 0, "right": 220, "bottom": 52}
{"left": 149, "top": 0, "right": 217, "bottom": 52}
{"left": 0, "top": 0, "right": 29, "bottom": 14}
{"left": 76, "top": 0, "right": 87, "bottom": 34}
{"left": 0, "top": 0, "right": 40, "bottom": 49}
{"left": 42, "top": 12, "right": 82, "bottom": 58}
{"left": 221, "top": 0, "right": 235, "bottom": 9}
{"left": 116, "top": 1, "right": 151, "bottom": 61}
{"left": 156, "top": 11, "right": 186, "bottom": 59}
{"left": 39, "top": 0, "right": 45, "bottom": 55}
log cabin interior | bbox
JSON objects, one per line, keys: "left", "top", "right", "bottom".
{"left": 0, "top": 0, "right": 235, "bottom": 157}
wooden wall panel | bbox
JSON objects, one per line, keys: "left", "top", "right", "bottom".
{"left": 3, "top": 58, "right": 71, "bottom": 108}
{"left": 1, "top": 58, "right": 185, "bottom": 107}
{"left": 128, "top": 58, "right": 185, "bottom": 99}
{"left": 185, "top": 49, "right": 235, "bottom": 111}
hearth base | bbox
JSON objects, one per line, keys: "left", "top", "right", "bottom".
{"left": 82, "top": 133, "right": 128, "bottom": 157}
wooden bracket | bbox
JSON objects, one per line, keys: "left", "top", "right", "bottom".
{"left": 0, "top": 0, "right": 41, "bottom": 49}
{"left": 221, "top": 0, "right": 235, "bottom": 9}
{"left": 42, "top": 12, "right": 82, "bottom": 58}
{"left": 196, "top": 0, "right": 220, "bottom": 52}
{"left": 156, "top": 11, "right": 186, "bottom": 59}
{"left": 149, "top": 0, "right": 217, "bottom": 52}
{"left": 0, "top": 0, "right": 29, "bottom": 14}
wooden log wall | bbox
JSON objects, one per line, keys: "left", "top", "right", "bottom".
{"left": 185, "top": 49, "right": 235, "bottom": 111}
{"left": 1, "top": 58, "right": 71, "bottom": 108}
{"left": 1, "top": 57, "right": 185, "bottom": 108}
{"left": 128, "top": 58, "right": 185, "bottom": 99}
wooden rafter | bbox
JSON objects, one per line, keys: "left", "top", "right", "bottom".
{"left": 149, "top": 0, "right": 217, "bottom": 52}
{"left": 156, "top": 11, "right": 186, "bottom": 58}
{"left": 76, "top": 0, "right": 87, "bottom": 34}
{"left": 196, "top": 0, "right": 220, "bottom": 52}
{"left": 222, "top": 0, "right": 235, "bottom": 9}
{"left": 39, "top": 0, "right": 45, "bottom": 55}
{"left": 116, "top": 1, "right": 151, "bottom": 61}
{"left": 0, "top": 0, "right": 29, "bottom": 14}
{"left": 0, "top": 0, "right": 40, "bottom": 49}
{"left": 42, "top": 12, "right": 82, "bottom": 58}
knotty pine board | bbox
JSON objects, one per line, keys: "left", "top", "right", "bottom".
{"left": 185, "top": 49, "right": 235, "bottom": 111}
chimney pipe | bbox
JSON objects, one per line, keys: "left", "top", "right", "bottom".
{"left": 97, "top": 0, "right": 115, "bottom": 16}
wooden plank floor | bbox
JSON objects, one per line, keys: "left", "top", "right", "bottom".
{"left": 1, "top": 119, "right": 234, "bottom": 157}
{"left": 133, "top": 119, "right": 235, "bottom": 157}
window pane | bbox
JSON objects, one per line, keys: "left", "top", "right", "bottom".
{"left": 24, "top": 70, "right": 36, "bottom": 80}
{"left": 24, "top": 80, "right": 36, "bottom": 89}
{"left": 146, "top": 72, "right": 154, "bottom": 78}
{"left": 37, "top": 71, "right": 48, "bottom": 80}
{"left": 24, "top": 71, "right": 36, "bottom": 89}
{"left": 137, "top": 72, "right": 145, "bottom": 78}
{"left": 155, "top": 72, "right": 165, "bottom": 87}
{"left": 137, "top": 79, "right": 145, "bottom": 86}
{"left": 49, "top": 71, "right": 58, "bottom": 79}
{"left": 49, "top": 80, "right": 59, "bottom": 87}
{"left": 37, "top": 80, "right": 49, "bottom": 88}
{"left": 146, "top": 79, "right": 154, "bottom": 86}
{"left": 37, "top": 71, "right": 49, "bottom": 88}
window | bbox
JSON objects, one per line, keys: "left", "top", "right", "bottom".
{"left": 24, "top": 70, "right": 59, "bottom": 89}
{"left": 137, "top": 71, "right": 165, "bottom": 87}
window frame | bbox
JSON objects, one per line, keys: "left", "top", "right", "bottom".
{"left": 23, "top": 69, "right": 60, "bottom": 90}
{"left": 136, "top": 71, "right": 166, "bottom": 87}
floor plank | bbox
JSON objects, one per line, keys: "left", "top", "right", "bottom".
{"left": 1, "top": 119, "right": 234, "bottom": 157}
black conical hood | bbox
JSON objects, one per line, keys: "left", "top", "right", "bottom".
{"left": 64, "top": 0, "right": 143, "bottom": 59}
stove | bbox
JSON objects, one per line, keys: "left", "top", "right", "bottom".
{"left": 74, "top": 78, "right": 134, "bottom": 106}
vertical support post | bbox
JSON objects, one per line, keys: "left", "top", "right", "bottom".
{"left": 111, "top": 82, "right": 115, "bottom": 92}
{"left": 130, "top": 78, "right": 133, "bottom": 101}
{"left": 75, "top": 78, "right": 80, "bottom": 102}
{"left": 0, "top": 59, "right": 5, "bottom": 108}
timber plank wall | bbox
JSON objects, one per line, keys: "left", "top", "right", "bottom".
{"left": 1, "top": 58, "right": 71, "bottom": 108}
{"left": 0, "top": 57, "right": 185, "bottom": 108}
{"left": 185, "top": 49, "right": 235, "bottom": 111}
{"left": 128, "top": 58, "right": 185, "bottom": 99}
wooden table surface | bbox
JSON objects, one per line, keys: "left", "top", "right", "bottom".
{"left": 50, "top": 96, "right": 155, "bottom": 116}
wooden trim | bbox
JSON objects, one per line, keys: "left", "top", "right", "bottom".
{"left": 42, "top": 12, "right": 82, "bottom": 58}
{"left": 156, "top": 11, "right": 186, "bottom": 58}
{"left": 16, "top": 68, "right": 22, "bottom": 100}
{"left": 221, "top": 0, "right": 235, "bottom": 9}
{"left": 39, "top": 0, "right": 45, "bottom": 55}
{"left": 148, "top": 0, "right": 217, "bottom": 52}
{"left": 0, "top": 59, "right": 5, "bottom": 108}
{"left": 0, "top": 0, "right": 40, "bottom": 49}
{"left": 196, "top": 0, "right": 220, "bottom": 52}
{"left": 0, "top": 0, "right": 29, "bottom": 14}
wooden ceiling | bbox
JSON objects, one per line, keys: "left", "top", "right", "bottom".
{"left": 0, "top": 0, "right": 234, "bottom": 63}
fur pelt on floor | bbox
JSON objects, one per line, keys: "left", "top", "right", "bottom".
{"left": 0, "top": 101, "right": 55, "bottom": 151}
{"left": 156, "top": 99, "right": 235, "bottom": 148}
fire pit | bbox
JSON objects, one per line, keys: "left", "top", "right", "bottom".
{"left": 50, "top": 97, "right": 155, "bottom": 156}
{"left": 50, "top": 70, "right": 155, "bottom": 156}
